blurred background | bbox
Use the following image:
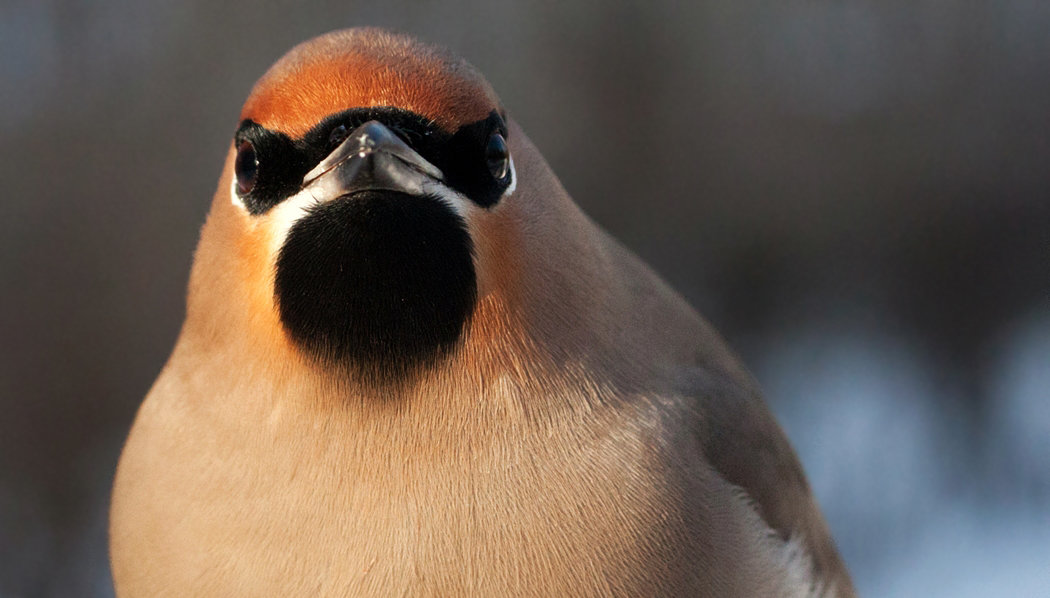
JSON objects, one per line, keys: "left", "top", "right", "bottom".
{"left": 2, "top": 1, "right": 1047, "bottom": 596}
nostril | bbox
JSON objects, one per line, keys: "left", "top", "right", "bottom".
{"left": 328, "top": 124, "right": 349, "bottom": 149}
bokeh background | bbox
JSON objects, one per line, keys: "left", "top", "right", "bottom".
{"left": 2, "top": 1, "right": 1048, "bottom": 596}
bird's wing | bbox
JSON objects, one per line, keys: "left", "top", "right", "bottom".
{"left": 677, "top": 367, "right": 857, "bottom": 597}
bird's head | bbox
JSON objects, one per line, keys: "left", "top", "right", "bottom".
{"left": 189, "top": 28, "right": 601, "bottom": 389}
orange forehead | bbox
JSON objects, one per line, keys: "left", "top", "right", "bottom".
{"left": 240, "top": 29, "right": 500, "bottom": 138}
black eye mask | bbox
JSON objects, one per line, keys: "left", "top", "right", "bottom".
{"left": 233, "top": 107, "right": 510, "bottom": 215}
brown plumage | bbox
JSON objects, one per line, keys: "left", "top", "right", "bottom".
{"left": 110, "top": 28, "right": 856, "bottom": 597}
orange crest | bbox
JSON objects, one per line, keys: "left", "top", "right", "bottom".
{"left": 240, "top": 28, "right": 501, "bottom": 138}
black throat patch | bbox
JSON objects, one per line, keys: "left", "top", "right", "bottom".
{"left": 244, "top": 106, "right": 511, "bottom": 383}
{"left": 274, "top": 190, "right": 476, "bottom": 383}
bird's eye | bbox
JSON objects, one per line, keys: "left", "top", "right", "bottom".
{"left": 485, "top": 132, "right": 510, "bottom": 181}
{"left": 235, "top": 140, "right": 259, "bottom": 195}
{"left": 328, "top": 124, "right": 349, "bottom": 149}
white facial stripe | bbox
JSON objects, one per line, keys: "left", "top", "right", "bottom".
{"left": 420, "top": 179, "right": 469, "bottom": 219}
{"left": 231, "top": 152, "right": 514, "bottom": 253}
{"left": 239, "top": 179, "right": 472, "bottom": 257}
{"left": 503, "top": 156, "right": 517, "bottom": 197}
{"left": 230, "top": 180, "right": 244, "bottom": 208}
{"left": 266, "top": 186, "right": 324, "bottom": 255}
{"left": 229, "top": 179, "right": 318, "bottom": 254}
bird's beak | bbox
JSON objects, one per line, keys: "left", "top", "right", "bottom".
{"left": 301, "top": 120, "right": 445, "bottom": 200}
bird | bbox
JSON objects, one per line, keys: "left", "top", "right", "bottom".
{"left": 109, "top": 28, "right": 856, "bottom": 597}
